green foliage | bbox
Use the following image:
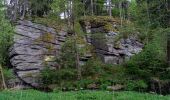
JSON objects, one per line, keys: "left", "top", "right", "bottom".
{"left": 41, "top": 67, "right": 77, "bottom": 86}
{"left": 0, "top": 3, "right": 13, "bottom": 66}
{"left": 82, "top": 58, "right": 104, "bottom": 76}
{"left": 0, "top": 90, "right": 170, "bottom": 100}
{"left": 114, "top": 22, "right": 139, "bottom": 43}
{"left": 125, "top": 28, "right": 168, "bottom": 90}
{"left": 125, "top": 80, "right": 148, "bottom": 91}
{"left": 41, "top": 55, "right": 126, "bottom": 91}
{"left": 41, "top": 67, "right": 56, "bottom": 86}
{"left": 3, "top": 69, "right": 15, "bottom": 80}
{"left": 59, "top": 36, "right": 76, "bottom": 69}
{"left": 135, "top": 0, "right": 169, "bottom": 28}
{"left": 112, "top": 8, "right": 120, "bottom": 17}
{"left": 5, "top": 0, "right": 169, "bottom": 94}
{"left": 128, "top": 0, "right": 137, "bottom": 20}
{"left": 79, "top": 16, "right": 121, "bottom": 32}
{"left": 31, "top": 15, "right": 64, "bottom": 32}
{"left": 51, "top": 0, "right": 66, "bottom": 14}
{"left": 30, "top": 0, "right": 53, "bottom": 16}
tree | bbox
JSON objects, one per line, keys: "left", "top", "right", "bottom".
{"left": 108, "top": 0, "right": 112, "bottom": 16}
{"left": 135, "top": 0, "right": 169, "bottom": 28}
{"left": 91, "top": 0, "right": 94, "bottom": 15}
{"left": 135, "top": 0, "right": 170, "bottom": 66}
{"left": 0, "top": 0, "right": 13, "bottom": 90}
{"left": 0, "top": 0, "right": 13, "bottom": 66}
{"left": 30, "top": 0, "right": 53, "bottom": 17}
{"left": 8, "top": 0, "right": 53, "bottom": 19}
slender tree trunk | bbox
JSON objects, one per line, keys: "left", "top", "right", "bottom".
{"left": 72, "top": 0, "right": 82, "bottom": 80}
{"left": 158, "top": 81, "right": 162, "bottom": 94}
{"left": 165, "top": 0, "right": 170, "bottom": 67}
{"left": 164, "top": 0, "right": 170, "bottom": 66}
{"left": 109, "top": 0, "right": 112, "bottom": 17}
{"left": 167, "top": 0, "right": 170, "bottom": 26}
{"left": 67, "top": 0, "right": 71, "bottom": 28}
{"left": 64, "top": 11, "right": 66, "bottom": 19}
{"left": 0, "top": 65, "right": 7, "bottom": 90}
{"left": 13, "top": 0, "right": 18, "bottom": 21}
{"left": 146, "top": 1, "right": 151, "bottom": 44}
{"left": 167, "top": 34, "right": 170, "bottom": 66}
{"left": 74, "top": 36, "right": 81, "bottom": 80}
{"left": 91, "top": 0, "right": 94, "bottom": 15}
{"left": 83, "top": 0, "right": 86, "bottom": 16}
{"left": 119, "top": 2, "right": 123, "bottom": 27}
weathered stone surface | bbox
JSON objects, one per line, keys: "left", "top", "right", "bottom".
{"left": 10, "top": 20, "right": 67, "bottom": 88}
{"left": 107, "top": 84, "right": 124, "bottom": 91}
{"left": 9, "top": 18, "right": 143, "bottom": 89}
{"left": 80, "top": 18, "right": 144, "bottom": 64}
{"left": 7, "top": 78, "right": 31, "bottom": 89}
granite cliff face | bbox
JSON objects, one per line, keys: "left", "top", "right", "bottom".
{"left": 80, "top": 16, "right": 144, "bottom": 64}
{"left": 9, "top": 17, "right": 143, "bottom": 89}
{"left": 9, "top": 20, "right": 67, "bottom": 88}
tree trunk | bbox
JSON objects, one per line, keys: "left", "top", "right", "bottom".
{"left": 146, "top": 1, "right": 151, "bottom": 44}
{"left": 72, "top": 0, "right": 82, "bottom": 80}
{"left": 75, "top": 39, "right": 81, "bottom": 80}
{"left": 67, "top": 0, "right": 71, "bottom": 28}
{"left": 91, "top": 0, "right": 94, "bottom": 15}
{"left": 13, "top": 0, "right": 18, "bottom": 21}
{"left": 0, "top": 65, "right": 7, "bottom": 90}
{"left": 109, "top": 0, "right": 112, "bottom": 17}
{"left": 167, "top": 34, "right": 170, "bottom": 66}
{"left": 119, "top": 2, "right": 123, "bottom": 27}
{"left": 83, "top": 0, "right": 86, "bottom": 16}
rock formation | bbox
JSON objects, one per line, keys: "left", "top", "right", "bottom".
{"left": 9, "top": 17, "right": 143, "bottom": 89}
{"left": 80, "top": 16, "right": 144, "bottom": 64}
{"left": 9, "top": 20, "right": 67, "bottom": 88}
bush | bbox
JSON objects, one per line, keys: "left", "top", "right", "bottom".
{"left": 41, "top": 67, "right": 57, "bottom": 85}
{"left": 0, "top": 12, "right": 13, "bottom": 66}
{"left": 82, "top": 58, "right": 104, "bottom": 77}
{"left": 124, "top": 28, "right": 168, "bottom": 91}
{"left": 125, "top": 80, "right": 148, "bottom": 91}
{"left": 3, "top": 69, "right": 15, "bottom": 80}
{"left": 41, "top": 56, "right": 127, "bottom": 91}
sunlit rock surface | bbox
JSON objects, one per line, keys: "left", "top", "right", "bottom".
{"left": 10, "top": 20, "right": 67, "bottom": 88}
{"left": 80, "top": 16, "right": 144, "bottom": 64}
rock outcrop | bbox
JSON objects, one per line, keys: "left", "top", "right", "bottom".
{"left": 80, "top": 16, "right": 144, "bottom": 64}
{"left": 9, "top": 20, "right": 67, "bottom": 88}
{"left": 9, "top": 17, "right": 143, "bottom": 89}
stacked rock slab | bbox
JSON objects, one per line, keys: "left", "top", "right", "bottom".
{"left": 80, "top": 17, "right": 144, "bottom": 64}
{"left": 9, "top": 20, "right": 67, "bottom": 88}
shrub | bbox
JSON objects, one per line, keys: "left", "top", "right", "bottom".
{"left": 41, "top": 67, "right": 57, "bottom": 86}
{"left": 124, "top": 28, "right": 168, "bottom": 91}
{"left": 125, "top": 80, "right": 148, "bottom": 91}
{"left": 3, "top": 69, "right": 15, "bottom": 80}
{"left": 0, "top": 12, "right": 13, "bottom": 66}
{"left": 82, "top": 58, "right": 104, "bottom": 77}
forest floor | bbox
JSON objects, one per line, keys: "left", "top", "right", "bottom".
{"left": 0, "top": 90, "right": 169, "bottom": 100}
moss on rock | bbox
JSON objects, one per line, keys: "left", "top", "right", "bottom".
{"left": 79, "top": 16, "right": 122, "bottom": 32}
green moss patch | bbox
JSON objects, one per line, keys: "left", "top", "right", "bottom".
{"left": 79, "top": 16, "right": 123, "bottom": 32}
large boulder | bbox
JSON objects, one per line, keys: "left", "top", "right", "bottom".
{"left": 80, "top": 16, "right": 144, "bottom": 64}
{"left": 9, "top": 20, "right": 67, "bottom": 88}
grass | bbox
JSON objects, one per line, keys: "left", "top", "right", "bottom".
{"left": 0, "top": 90, "right": 170, "bottom": 100}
